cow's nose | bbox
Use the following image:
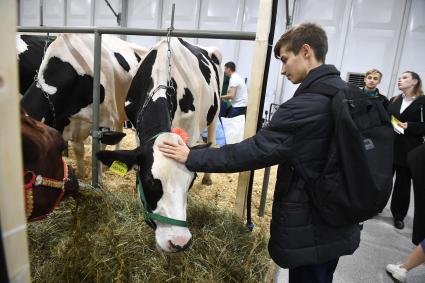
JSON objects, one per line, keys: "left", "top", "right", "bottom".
{"left": 169, "top": 237, "right": 192, "bottom": 252}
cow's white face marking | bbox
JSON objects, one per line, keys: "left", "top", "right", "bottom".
{"left": 41, "top": 117, "right": 46, "bottom": 123}
{"left": 150, "top": 132, "right": 194, "bottom": 252}
{"left": 124, "top": 100, "right": 131, "bottom": 107}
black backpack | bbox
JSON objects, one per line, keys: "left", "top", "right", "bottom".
{"left": 297, "top": 82, "right": 394, "bottom": 226}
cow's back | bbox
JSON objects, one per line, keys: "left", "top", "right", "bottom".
{"left": 35, "top": 33, "right": 148, "bottom": 141}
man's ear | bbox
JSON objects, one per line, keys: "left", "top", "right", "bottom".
{"left": 190, "top": 143, "right": 212, "bottom": 150}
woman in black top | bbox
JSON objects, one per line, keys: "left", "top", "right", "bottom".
{"left": 388, "top": 71, "right": 425, "bottom": 239}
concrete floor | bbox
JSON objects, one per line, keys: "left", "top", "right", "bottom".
{"left": 274, "top": 193, "right": 425, "bottom": 282}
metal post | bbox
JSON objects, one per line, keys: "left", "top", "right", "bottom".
{"left": 91, "top": 30, "right": 102, "bottom": 188}
{"left": 39, "top": 0, "right": 43, "bottom": 26}
{"left": 258, "top": 166, "right": 271, "bottom": 217}
{"left": 170, "top": 3, "right": 175, "bottom": 30}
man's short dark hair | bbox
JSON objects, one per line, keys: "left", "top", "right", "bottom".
{"left": 273, "top": 22, "right": 328, "bottom": 63}
{"left": 224, "top": 61, "right": 236, "bottom": 72}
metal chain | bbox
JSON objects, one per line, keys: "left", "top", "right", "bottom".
{"left": 166, "top": 27, "right": 175, "bottom": 125}
{"left": 34, "top": 33, "right": 57, "bottom": 127}
{"left": 135, "top": 28, "right": 175, "bottom": 132}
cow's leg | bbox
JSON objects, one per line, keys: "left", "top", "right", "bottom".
{"left": 72, "top": 141, "right": 86, "bottom": 179}
{"left": 202, "top": 119, "right": 217, "bottom": 186}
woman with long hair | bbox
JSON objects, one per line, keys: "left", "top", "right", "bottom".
{"left": 388, "top": 71, "right": 425, "bottom": 242}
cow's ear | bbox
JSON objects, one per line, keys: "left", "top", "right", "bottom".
{"left": 96, "top": 148, "right": 142, "bottom": 169}
{"left": 190, "top": 142, "right": 211, "bottom": 150}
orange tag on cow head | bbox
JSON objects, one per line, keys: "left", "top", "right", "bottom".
{"left": 171, "top": 128, "right": 189, "bottom": 144}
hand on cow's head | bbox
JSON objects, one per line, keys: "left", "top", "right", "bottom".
{"left": 158, "top": 139, "right": 190, "bottom": 164}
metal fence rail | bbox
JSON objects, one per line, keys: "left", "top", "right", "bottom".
{"left": 17, "top": 26, "right": 256, "bottom": 40}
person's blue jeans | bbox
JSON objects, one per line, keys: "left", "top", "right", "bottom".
{"left": 227, "top": 106, "right": 246, "bottom": 118}
{"left": 289, "top": 258, "right": 339, "bottom": 283}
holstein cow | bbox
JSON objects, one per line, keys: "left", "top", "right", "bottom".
{"left": 96, "top": 38, "right": 222, "bottom": 252}
{"left": 21, "top": 110, "right": 79, "bottom": 221}
{"left": 21, "top": 33, "right": 148, "bottom": 178}
{"left": 16, "top": 34, "right": 54, "bottom": 94}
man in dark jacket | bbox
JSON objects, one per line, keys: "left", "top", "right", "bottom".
{"left": 362, "top": 68, "right": 389, "bottom": 110}
{"left": 159, "top": 22, "right": 360, "bottom": 283}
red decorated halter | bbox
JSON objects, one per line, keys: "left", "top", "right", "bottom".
{"left": 23, "top": 159, "right": 69, "bottom": 221}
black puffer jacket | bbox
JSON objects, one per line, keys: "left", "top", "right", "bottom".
{"left": 186, "top": 64, "right": 360, "bottom": 268}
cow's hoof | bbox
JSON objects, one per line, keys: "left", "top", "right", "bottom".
{"left": 201, "top": 177, "right": 213, "bottom": 186}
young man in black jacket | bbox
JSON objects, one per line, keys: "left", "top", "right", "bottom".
{"left": 159, "top": 22, "right": 360, "bottom": 283}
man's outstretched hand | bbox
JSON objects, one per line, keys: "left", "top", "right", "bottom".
{"left": 158, "top": 139, "right": 190, "bottom": 164}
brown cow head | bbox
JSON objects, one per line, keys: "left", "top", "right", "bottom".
{"left": 21, "top": 110, "right": 79, "bottom": 221}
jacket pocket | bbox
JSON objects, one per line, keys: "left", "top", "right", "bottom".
{"left": 282, "top": 202, "right": 312, "bottom": 227}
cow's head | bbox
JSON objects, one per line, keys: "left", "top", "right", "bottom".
{"left": 97, "top": 132, "right": 195, "bottom": 252}
{"left": 21, "top": 110, "right": 79, "bottom": 221}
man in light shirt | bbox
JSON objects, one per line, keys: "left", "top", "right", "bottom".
{"left": 221, "top": 61, "right": 248, "bottom": 117}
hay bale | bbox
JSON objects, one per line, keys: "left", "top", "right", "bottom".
{"left": 28, "top": 188, "right": 272, "bottom": 282}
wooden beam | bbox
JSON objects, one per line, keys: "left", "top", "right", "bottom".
{"left": 0, "top": 0, "right": 31, "bottom": 282}
{"left": 235, "top": 0, "right": 273, "bottom": 218}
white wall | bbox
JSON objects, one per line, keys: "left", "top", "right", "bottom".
{"left": 280, "top": 0, "right": 425, "bottom": 102}
{"left": 391, "top": 0, "right": 425, "bottom": 97}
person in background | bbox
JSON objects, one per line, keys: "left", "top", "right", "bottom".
{"left": 386, "top": 239, "right": 425, "bottom": 282}
{"left": 362, "top": 68, "right": 389, "bottom": 109}
{"left": 159, "top": 22, "right": 360, "bottom": 283}
{"left": 220, "top": 61, "right": 248, "bottom": 117}
{"left": 219, "top": 74, "right": 231, "bottom": 117}
{"left": 388, "top": 71, "right": 425, "bottom": 230}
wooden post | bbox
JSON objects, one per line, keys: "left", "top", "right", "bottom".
{"left": 0, "top": 0, "right": 31, "bottom": 282}
{"left": 235, "top": 0, "right": 273, "bottom": 218}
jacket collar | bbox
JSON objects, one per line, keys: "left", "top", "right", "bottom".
{"left": 294, "top": 64, "right": 341, "bottom": 96}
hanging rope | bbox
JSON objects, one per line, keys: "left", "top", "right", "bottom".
{"left": 103, "top": 0, "right": 121, "bottom": 25}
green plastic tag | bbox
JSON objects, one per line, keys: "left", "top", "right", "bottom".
{"left": 110, "top": 161, "right": 128, "bottom": 176}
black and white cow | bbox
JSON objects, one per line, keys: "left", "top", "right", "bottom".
{"left": 16, "top": 34, "right": 54, "bottom": 94}
{"left": 21, "top": 33, "right": 148, "bottom": 178}
{"left": 96, "top": 38, "right": 222, "bottom": 252}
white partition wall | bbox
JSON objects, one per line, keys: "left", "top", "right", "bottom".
{"left": 126, "top": 0, "right": 162, "bottom": 47}
{"left": 43, "top": 0, "right": 66, "bottom": 26}
{"left": 339, "top": 0, "right": 406, "bottom": 97}
{"left": 391, "top": 0, "right": 425, "bottom": 97}
{"left": 1, "top": 0, "right": 31, "bottom": 282}
{"left": 279, "top": 0, "right": 424, "bottom": 103}
{"left": 94, "top": 0, "right": 121, "bottom": 27}
{"left": 66, "top": 0, "right": 94, "bottom": 26}
{"left": 19, "top": 0, "right": 41, "bottom": 26}
{"left": 280, "top": 0, "right": 352, "bottom": 102}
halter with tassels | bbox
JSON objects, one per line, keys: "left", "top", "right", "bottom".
{"left": 24, "top": 159, "right": 70, "bottom": 221}
{"left": 136, "top": 129, "right": 189, "bottom": 228}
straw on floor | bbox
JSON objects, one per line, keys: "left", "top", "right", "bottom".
{"left": 28, "top": 188, "right": 272, "bottom": 282}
